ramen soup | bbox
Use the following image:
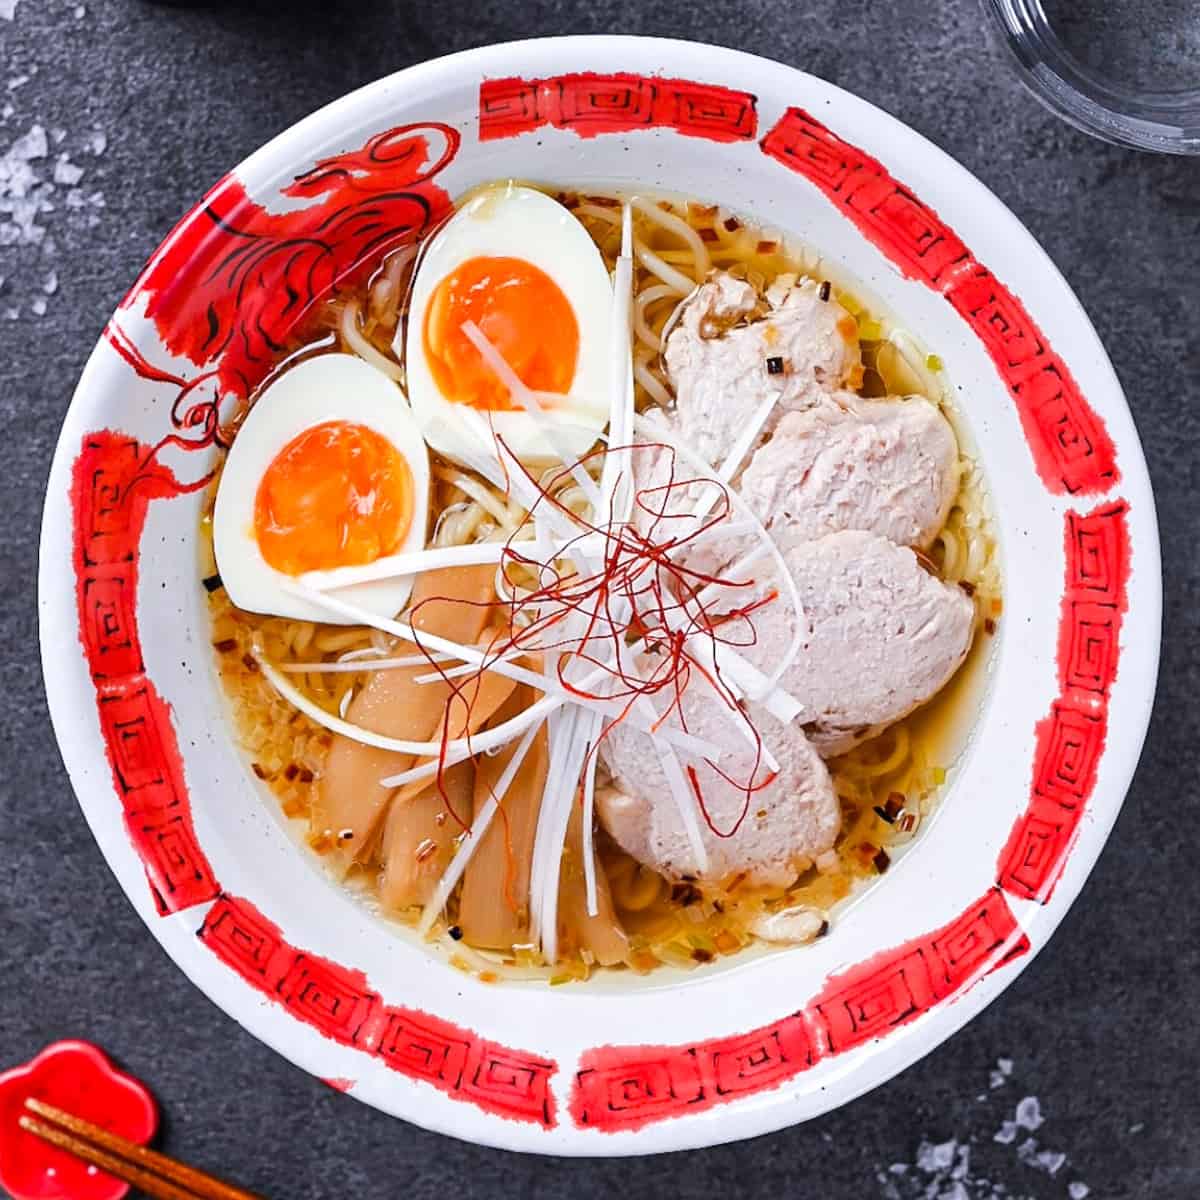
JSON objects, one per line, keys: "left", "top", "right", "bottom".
{"left": 203, "top": 181, "right": 1000, "bottom": 984}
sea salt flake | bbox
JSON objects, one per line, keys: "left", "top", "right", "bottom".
{"left": 10, "top": 123, "right": 47, "bottom": 161}
{"left": 951, "top": 1145, "right": 970, "bottom": 1180}
{"left": 1, "top": 103, "right": 12, "bottom": 119}
{"left": 53, "top": 156, "right": 83, "bottom": 186}
{"left": 1016, "top": 1137, "right": 1040, "bottom": 1166}
{"left": 0, "top": 0, "right": 18, "bottom": 21}
{"left": 85, "top": 130, "right": 106, "bottom": 156}
{"left": 1035, "top": 1149, "right": 1066, "bottom": 1175}
{"left": 1068, "top": 1183, "right": 1090, "bottom": 1199}
{"left": 30, "top": 295, "right": 46, "bottom": 315}
{"left": 7, "top": 74, "right": 30, "bottom": 91}
{"left": 2, "top": 304, "right": 19, "bottom": 319}
{"left": 42, "top": 269, "right": 57, "bottom": 294}
{"left": 938, "top": 1184, "right": 968, "bottom": 1200}
{"left": 993, "top": 1121, "right": 1018, "bottom": 1145}
{"left": 1128, "top": 1122, "right": 1144, "bottom": 1134}
{"left": 51, "top": 127, "right": 65, "bottom": 143}
{"left": 1015, "top": 1095, "right": 1043, "bottom": 1131}
{"left": 916, "top": 1139, "right": 958, "bottom": 1173}
{"left": 75, "top": 4, "right": 86, "bottom": 16}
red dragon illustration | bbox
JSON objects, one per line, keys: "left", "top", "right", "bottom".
{"left": 110, "top": 122, "right": 460, "bottom": 449}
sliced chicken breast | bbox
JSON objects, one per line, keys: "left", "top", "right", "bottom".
{"left": 738, "top": 392, "right": 960, "bottom": 551}
{"left": 598, "top": 679, "right": 839, "bottom": 887}
{"left": 743, "top": 530, "right": 975, "bottom": 756}
{"left": 636, "top": 391, "right": 961, "bottom": 580}
{"left": 664, "top": 273, "right": 862, "bottom": 467}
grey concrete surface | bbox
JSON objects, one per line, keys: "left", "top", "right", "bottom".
{"left": 1, "top": 2, "right": 1197, "bottom": 1197}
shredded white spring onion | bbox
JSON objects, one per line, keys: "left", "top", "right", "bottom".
{"left": 460, "top": 320, "right": 603, "bottom": 508}
{"left": 716, "top": 390, "right": 779, "bottom": 485}
{"left": 282, "top": 580, "right": 713, "bottom": 757}
{"left": 412, "top": 651, "right": 523, "bottom": 684}
{"left": 664, "top": 631, "right": 783, "bottom": 774}
{"left": 258, "top": 654, "right": 546, "bottom": 760}
{"left": 599, "top": 203, "right": 636, "bottom": 528}
{"left": 301, "top": 534, "right": 620, "bottom": 593}
{"left": 277, "top": 652, "right": 455, "bottom": 675}
{"left": 652, "top": 601, "right": 803, "bottom": 727}
{"left": 636, "top": 411, "right": 807, "bottom": 702}
{"left": 452, "top": 405, "right": 582, "bottom": 543}
{"left": 580, "top": 712, "right": 602, "bottom": 918}
{"left": 337, "top": 646, "right": 388, "bottom": 663}
{"left": 530, "top": 702, "right": 592, "bottom": 962}
{"left": 680, "top": 385, "right": 778, "bottom": 530}
{"left": 609, "top": 636, "right": 711, "bottom": 875}
{"left": 376, "top": 691, "right": 564, "bottom": 788}
{"left": 415, "top": 719, "right": 542, "bottom": 938}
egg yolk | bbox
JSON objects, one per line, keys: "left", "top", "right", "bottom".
{"left": 423, "top": 255, "right": 579, "bottom": 411}
{"left": 254, "top": 421, "right": 414, "bottom": 576}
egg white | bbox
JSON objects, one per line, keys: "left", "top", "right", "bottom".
{"left": 213, "top": 353, "right": 430, "bottom": 623}
{"left": 401, "top": 183, "right": 614, "bottom": 468}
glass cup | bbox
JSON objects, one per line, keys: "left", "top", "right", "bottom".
{"left": 985, "top": 0, "right": 1200, "bottom": 153}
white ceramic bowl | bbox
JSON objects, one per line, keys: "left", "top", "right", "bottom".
{"left": 38, "top": 36, "right": 1160, "bottom": 1155}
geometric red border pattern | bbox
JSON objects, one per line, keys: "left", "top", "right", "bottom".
{"left": 200, "top": 896, "right": 558, "bottom": 1127}
{"left": 571, "top": 888, "right": 1028, "bottom": 1132}
{"left": 70, "top": 431, "right": 220, "bottom": 913}
{"left": 480, "top": 73, "right": 757, "bottom": 143}
{"left": 997, "top": 502, "right": 1131, "bottom": 901}
{"left": 761, "top": 108, "right": 1119, "bottom": 497}
{"left": 571, "top": 1015, "right": 817, "bottom": 1133}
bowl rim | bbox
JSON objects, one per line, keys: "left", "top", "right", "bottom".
{"left": 38, "top": 34, "right": 1162, "bottom": 1155}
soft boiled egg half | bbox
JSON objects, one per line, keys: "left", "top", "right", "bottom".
{"left": 401, "top": 183, "right": 614, "bottom": 467}
{"left": 213, "top": 353, "right": 430, "bottom": 623}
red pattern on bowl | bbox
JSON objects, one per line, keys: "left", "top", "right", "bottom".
{"left": 39, "top": 39, "right": 1159, "bottom": 1153}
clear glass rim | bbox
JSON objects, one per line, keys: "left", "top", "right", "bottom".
{"left": 985, "top": 0, "right": 1200, "bottom": 154}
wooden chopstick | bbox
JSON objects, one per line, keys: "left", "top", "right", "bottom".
{"left": 20, "top": 1099, "right": 262, "bottom": 1200}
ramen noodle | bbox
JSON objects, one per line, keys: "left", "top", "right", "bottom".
{"left": 203, "top": 183, "right": 1000, "bottom": 983}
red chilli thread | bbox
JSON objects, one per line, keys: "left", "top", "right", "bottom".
{"left": 391, "top": 437, "right": 784, "bottom": 844}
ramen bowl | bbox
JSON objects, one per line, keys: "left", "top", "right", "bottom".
{"left": 38, "top": 36, "right": 1159, "bottom": 1154}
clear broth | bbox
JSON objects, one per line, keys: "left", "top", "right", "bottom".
{"left": 203, "top": 184, "right": 1001, "bottom": 983}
